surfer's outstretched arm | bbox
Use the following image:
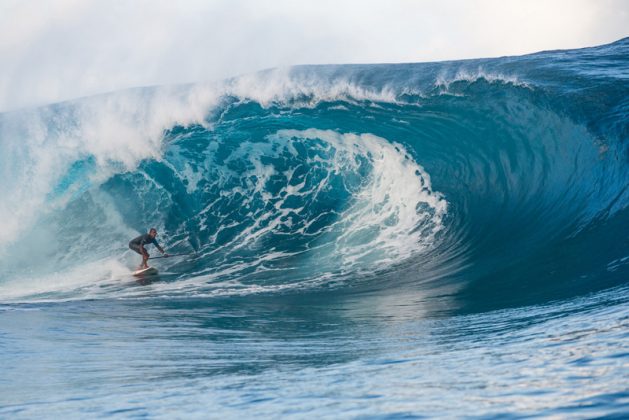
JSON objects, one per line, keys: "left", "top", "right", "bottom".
{"left": 154, "top": 241, "right": 167, "bottom": 256}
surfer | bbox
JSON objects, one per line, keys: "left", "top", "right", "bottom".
{"left": 129, "top": 228, "right": 168, "bottom": 269}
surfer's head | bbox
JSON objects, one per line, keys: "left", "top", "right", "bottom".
{"left": 149, "top": 228, "right": 157, "bottom": 238}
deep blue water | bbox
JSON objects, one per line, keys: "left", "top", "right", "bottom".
{"left": 1, "top": 38, "right": 628, "bottom": 418}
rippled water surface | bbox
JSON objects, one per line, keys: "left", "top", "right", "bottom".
{"left": 2, "top": 285, "right": 628, "bottom": 418}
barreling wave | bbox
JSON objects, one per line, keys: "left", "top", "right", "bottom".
{"left": 0, "top": 38, "right": 628, "bottom": 310}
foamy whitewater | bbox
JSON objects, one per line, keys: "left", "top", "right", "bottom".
{"left": 1, "top": 39, "right": 628, "bottom": 418}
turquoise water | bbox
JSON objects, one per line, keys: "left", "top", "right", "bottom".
{"left": 1, "top": 39, "right": 628, "bottom": 417}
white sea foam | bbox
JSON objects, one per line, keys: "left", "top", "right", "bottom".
{"left": 434, "top": 67, "right": 529, "bottom": 91}
{"left": 273, "top": 129, "right": 447, "bottom": 271}
{"left": 225, "top": 68, "right": 400, "bottom": 106}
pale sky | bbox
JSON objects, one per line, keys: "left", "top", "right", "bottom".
{"left": 0, "top": 0, "right": 627, "bottom": 111}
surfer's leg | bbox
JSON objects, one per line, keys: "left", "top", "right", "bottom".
{"left": 141, "top": 247, "right": 150, "bottom": 268}
{"left": 130, "top": 244, "right": 146, "bottom": 269}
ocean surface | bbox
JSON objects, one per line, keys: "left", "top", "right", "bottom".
{"left": 1, "top": 38, "right": 628, "bottom": 418}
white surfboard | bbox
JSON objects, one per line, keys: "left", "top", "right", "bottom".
{"left": 132, "top": 266, "right": 159, "bottom": 277}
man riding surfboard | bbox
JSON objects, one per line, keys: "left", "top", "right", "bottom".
{"left": 129, "top": 228, "right": 168, "bottom": 269}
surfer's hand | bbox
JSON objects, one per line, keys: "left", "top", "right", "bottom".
{"left": 164, "top": 253, "right": 170, "bottom": 257}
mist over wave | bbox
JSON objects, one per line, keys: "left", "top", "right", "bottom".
{"left": 0, "top": 38, "right": 627, "bottom": 310}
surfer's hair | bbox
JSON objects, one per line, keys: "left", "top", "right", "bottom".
{"left": 149, "top": 227, "right": 157, "bottom": 233}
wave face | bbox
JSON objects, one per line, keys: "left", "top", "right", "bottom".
{"left": 0, "top": 39, "right": 628, "bottom": 310}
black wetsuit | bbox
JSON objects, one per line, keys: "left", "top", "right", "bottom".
{"left": 129, "top": 233, "right": 163, "bottom": 255}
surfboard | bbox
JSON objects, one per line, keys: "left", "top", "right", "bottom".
{"left": 132, "top": 266, "right": 158, "bottom": 277}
